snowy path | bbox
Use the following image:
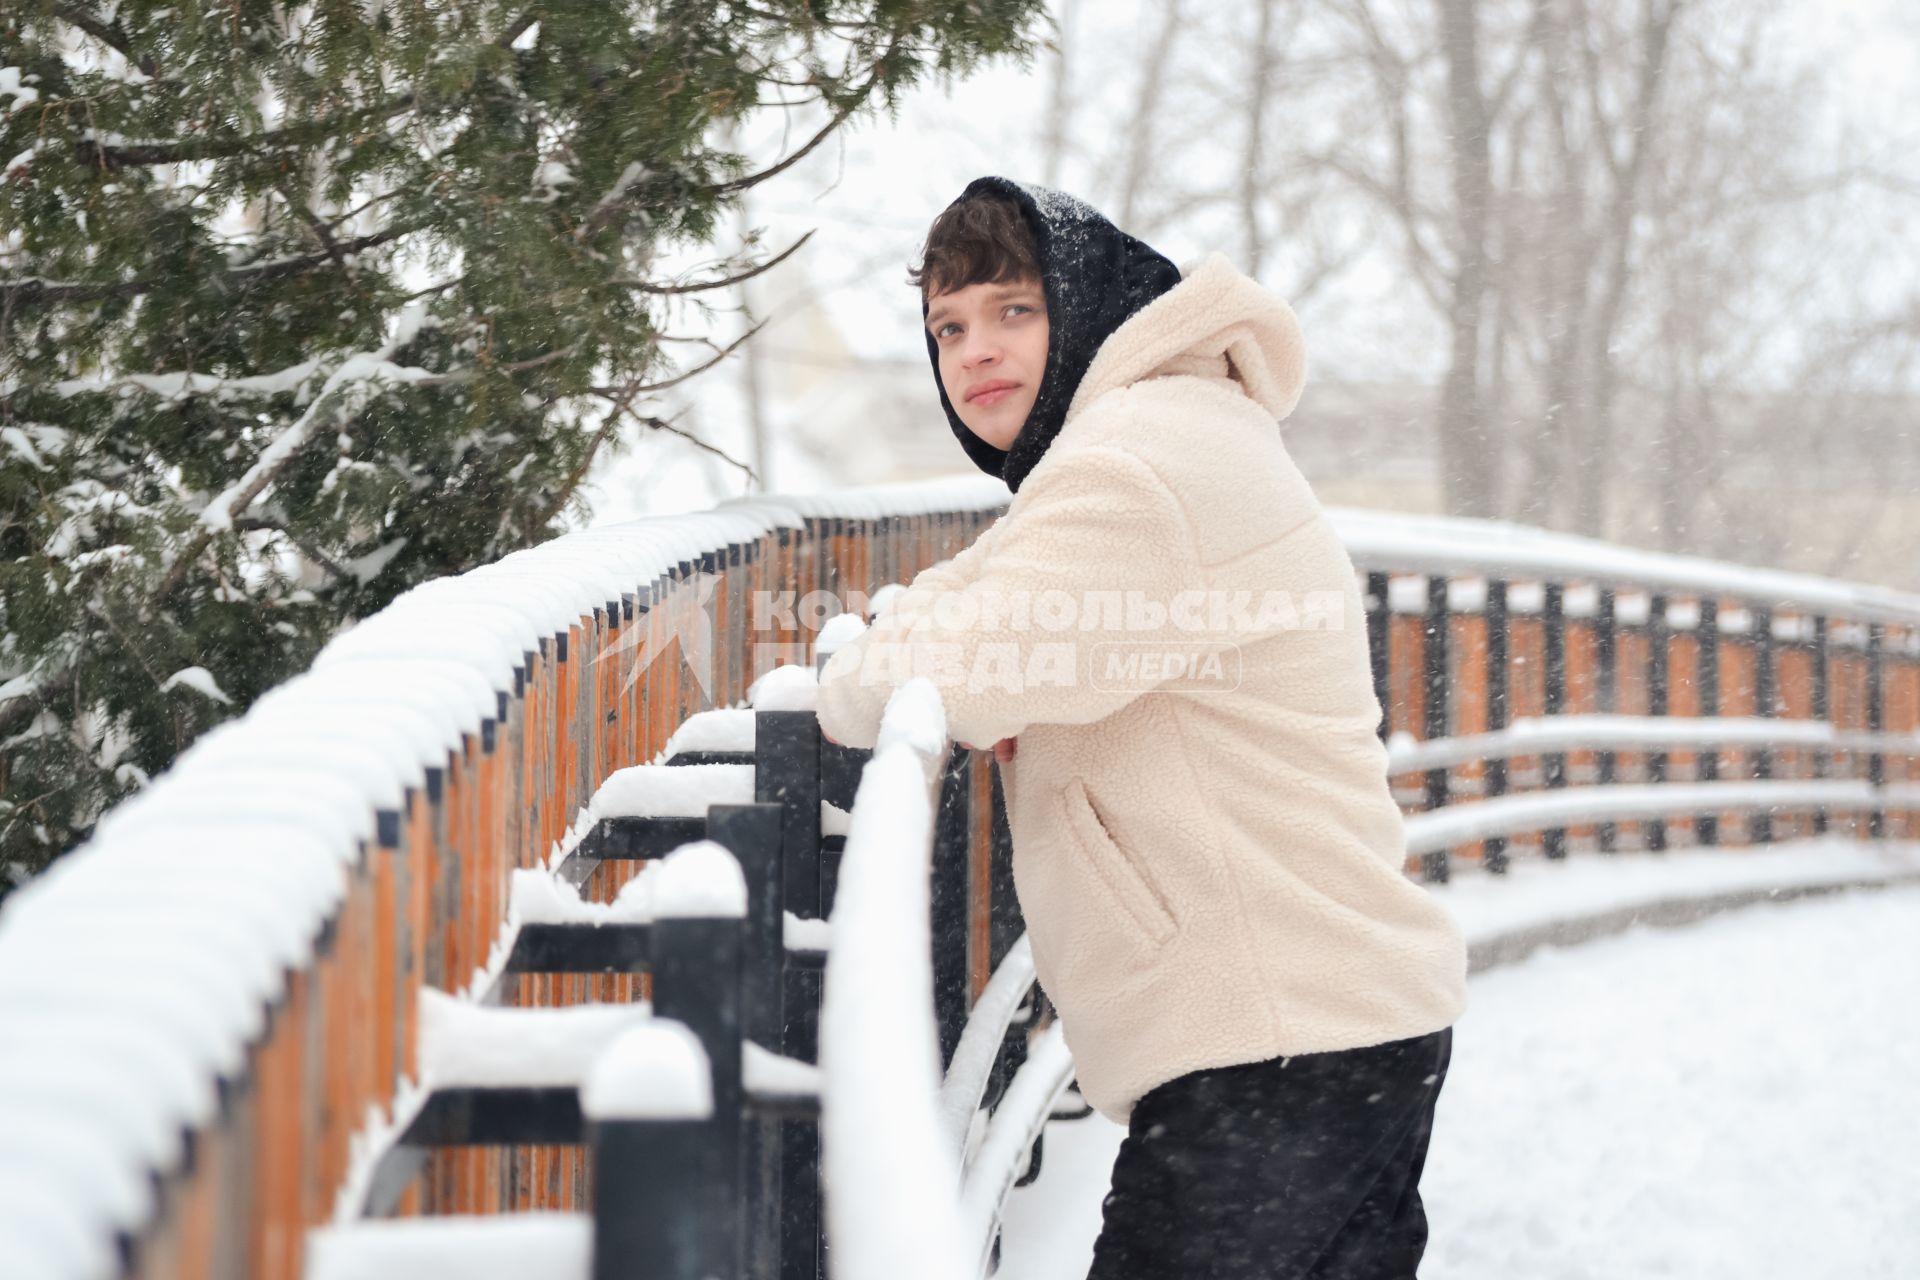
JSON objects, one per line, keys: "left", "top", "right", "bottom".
{"left": 997, "top": 877, "right": 1920, "bottom": 1278}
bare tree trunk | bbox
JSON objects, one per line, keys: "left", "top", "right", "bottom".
{"left": 1041, "top": 0, "right": 1078, "bottom": 188}
{"left": 1486, "top": 90, "right": 1539, "bottom": 523}
{"left": 1240, "top": 0, "right": 1279, "bottom": 276}
{"left": 1437, "top": 0, "right": 1497, "bottom": 518}
{"left": 725, "top": 121, "right": 772, "bottom": 493}
{"left": 1573, "top": 0, "right": 1681, "bottom": 535}
{"left": 1118, "top": 0, "right": 1186, "bottom": 230}
{"left": 1655, "top": 327, "right": 1693, "bottom": 551}
{"left": 1529, "top": 1, "right": 1591, "bottom": 531}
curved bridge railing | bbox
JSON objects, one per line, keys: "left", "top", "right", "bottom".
{"left": 1336, "top": 509, "right": 1920, "bottom": 882}
{"left": 1, "top": 479, "right": 1917, "bottom": 1280}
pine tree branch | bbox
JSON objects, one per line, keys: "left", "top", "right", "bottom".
{"left": 607, "top": 401, "right": 759, "bottom": 484}
{"left": 614, "top": 230, "right": 814, "bottom": 296}
{"left": 154, "top": 341, "right": 441, "bottom": 599}
{"left": 0, "top": 691, "right": 47, "bottom": 740}
{"left": 230, "top": 515, "right": 352, "bottom": 581}
{"left": 532, "top": 386, "right": 687, "bottom": 529}
{"left": 53, "top": 6, "right": 158, "bottom": 79}
{"left": 496, "top": 12, "right": 541, "bottom": 48}
{"left": 65, "top": 8, "right": 531, "bottom": 171}
{"left": 75, "top": 94, "right": 420, "bottom": 169}
{"left": 280, "top": 189, "right": 375, "bottom": 299}
{"left": 3, "top": 223, "right": 421, "bottom": 306}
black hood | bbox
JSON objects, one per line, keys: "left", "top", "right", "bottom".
{"left": 923, "top": 177, "right": 1182, "bottom": 494}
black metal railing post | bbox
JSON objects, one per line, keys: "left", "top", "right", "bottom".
{"left": 660, "top": 909, "right": 747, "bottom": 1270}
{"left": 1751, "top": 604, "right": 1775, "bottom": 845}
{"left": 1542, "top": 582, "right": 1568, "bottom": 859}
{"left": 1422, "top": 575, "right": 1451, "bottom": 884}
{"left": 1642, "top": 592, "right": 1669, "bottom": 852}
{"left": 590, "top": 1073, "right": 727, "bottom": 1280}
{"left": 754, "top": 710, "right": 825, "bottom": 1280}
{"left": 1367, "top": 570, "right": 1391, "bottom": 742}
{"left": 1696, "top": 596, "right": 1721, "bottom": 846}
{"left": 1867, "top": 621, "right": 1886, "bottom": 839}
{"left": 1483, "top": 579, "right": 1510, "bottom": 875}
{"left": 709, "top": 802, "right": 787, "bottom": 1280}
{"left": 592, "top": 901, "right": 745, "bottom": 1280}
{"left": 1594, "top": 586, "right": 1618, "bottom": 853}
{"left": 932, "top": 743, "right": 974, "bottom": 1069}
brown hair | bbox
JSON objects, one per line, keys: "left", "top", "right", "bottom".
{"left": 907, "top": 194, "right": 1042, "bottom": 302}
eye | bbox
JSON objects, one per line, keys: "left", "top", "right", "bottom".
{"left": 933, "top": 321, "right": 960, "bottom": 339}
{"left": 1006, "top": 303, "right": 1038, "bottom": 319}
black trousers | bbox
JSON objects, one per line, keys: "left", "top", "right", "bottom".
{"left": 1084, "top": 1026, "right": 1453, "bottom": 1280}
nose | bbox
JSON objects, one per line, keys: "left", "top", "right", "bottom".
{"left": 959, "top": 331, "right": 1002, "bottom": 371}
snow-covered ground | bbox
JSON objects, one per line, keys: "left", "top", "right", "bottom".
{"left": 998, "top": 864, "right": 1920, "bottom": 1278}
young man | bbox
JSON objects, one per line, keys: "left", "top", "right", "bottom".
{"left": 815, "top": 176, "right": 1468, "bottom": 1278}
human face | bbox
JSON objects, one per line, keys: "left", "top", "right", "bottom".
{"left": 925, "top": 277, "right": 1050, "bottom": 451}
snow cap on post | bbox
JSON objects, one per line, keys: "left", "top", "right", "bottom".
{"left": 746, "top": 661, "right": 817, "bottom": 712}
{"left": 650, "top": 840, "right": 748, "bottom": 919}
{"left": 814, "top": 611, "right": 868, "bottom": 660}
{"left": 581, "top": 1020, "right": 713, "bottom": 1121}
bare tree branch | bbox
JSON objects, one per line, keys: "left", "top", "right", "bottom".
{"left": 614, "top": 230, "right": 815, "bottom": 296}
{"left": 231, "top": 515, "right": 352, "bottom": 581}
{"left": 53, "top": 6, "right": 157, "bottom": 78}
{"left": 1119, "top": 0, "right": 1186, "bottom": 228}
{"left": 591, "top": 318, "right": 769, "bottom": 397}
{"left": 4, "top": 222, "right": 419, "bottom": 307}
{"left": 706, "top": 43, "right": 901, "bottom": 199}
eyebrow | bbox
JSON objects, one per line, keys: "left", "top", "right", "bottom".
{"left": 925, "top": 283, "right": 1044, "bottom": 331}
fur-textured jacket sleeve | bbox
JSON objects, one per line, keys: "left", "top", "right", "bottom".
{"left": 815, "top": 444, "right": 1196, "bottom": 750}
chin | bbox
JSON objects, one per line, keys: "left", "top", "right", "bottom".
{"left": 974, "top": 407, "right": 1032, "bottom": 452}
{"left": 962, "top": 417, "right": 1015, "bottom": 451}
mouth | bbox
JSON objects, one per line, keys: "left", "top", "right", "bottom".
{"left": 965, "top": 380, "right": 1020, "bottom": 406}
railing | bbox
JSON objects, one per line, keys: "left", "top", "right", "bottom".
{"left": 816, "top": 676, "right": 1074, "bottom": 1280}
{"left": 1337, "top": 509, "right": 1920, "bottom": 881}
{"left": 0, "top": 477, "right": 1022, "bottom": 1280}
{"left": 1, "top": 478, "right": 1916, "bottom": 1279}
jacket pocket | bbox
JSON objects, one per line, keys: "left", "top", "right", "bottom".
{"left": 1060, "top": 777, "right": 1177, "bottom": 948}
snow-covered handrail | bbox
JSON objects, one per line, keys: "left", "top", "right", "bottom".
{"left": 935, "top": 934, "right": 1037, "bottom": 1155}
{"left": 0, "top": 473, "right": 1010, "bottom": 1280}
{"left": 1329, "top": 507, "right": 1920, "bottom": 629}
{"left": 1386, "top": 714, "right": 1920, "bottom": 775}
{"left": 1405, "top": 780, "right": 1913, "bottom": 855}
{"left": 818, "top": 680, "right": 971, "bottom": 1280}
{"left": 816, "top": 678, "right": 1068, "bottom": 1280}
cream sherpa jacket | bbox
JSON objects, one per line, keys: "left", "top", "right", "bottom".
{"left": 815, "top": 252, "right": 1468, "bottom": 1125}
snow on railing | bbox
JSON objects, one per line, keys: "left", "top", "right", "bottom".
{"left": 815, "top": 670, "right": 1073, "bottom": 1280}
{"left": 817, "top": 679, "right": 971, "bottom": 1280}
{"left": 813, "top": 678, "right": 1073, "bottom": 1280}
{"left": 1329, "top": 507, "right": 1920, "bottom": 627}
{"left": 1350, "top": 513, "right": 1920, "bottom": 882}
{"left": 1386, "top": 714, "right": 1920, "bottom": 774}
{"left": 0, "top": 473, "right": 1010, "bottom": 1280}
